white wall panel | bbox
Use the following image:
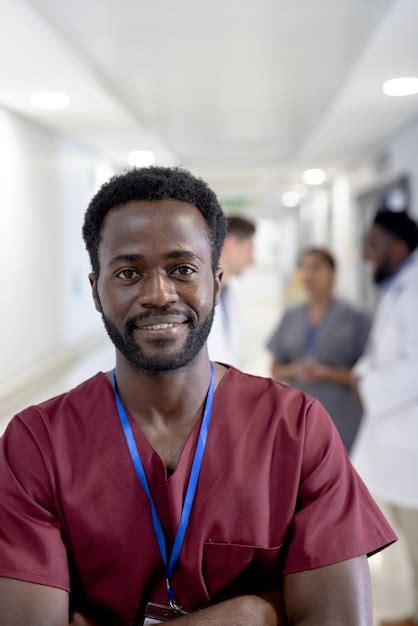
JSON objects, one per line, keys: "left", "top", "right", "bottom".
{"left": 0, "top": 107, "right": 113, "bottom": 386}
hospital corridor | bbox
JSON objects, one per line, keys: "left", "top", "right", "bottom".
{"left": 1, "top": 2, "right": 418, "bottom": 625}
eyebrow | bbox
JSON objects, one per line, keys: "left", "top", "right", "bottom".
{"left": 109, "top": 250, "right": 203, "bottom": 265}
{"left": 164, "top": 250, "right": 203, "bottom": 262}
{"left": 109, "top": 254, "right": 144, "bottom": 265}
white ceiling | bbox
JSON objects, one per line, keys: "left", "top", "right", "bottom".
{"left": 300, "top": 0, "right": 418, "bottom": 169}
{"left": 2, "top": 0, "right": 418, "bottom": 192}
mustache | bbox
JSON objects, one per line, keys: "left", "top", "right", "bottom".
{"left": 125, "top": 309, "right": 197, "bottom": 333}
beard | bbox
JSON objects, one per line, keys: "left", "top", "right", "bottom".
{"left": 101, "top": 303, "right": 215, "bottom": 374}
{"left": 373, "top": 258, "right": 393, "bottom": 284}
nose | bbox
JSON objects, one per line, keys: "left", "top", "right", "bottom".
{"left": 138, "top": 271, "right": 179, "bottom": 308}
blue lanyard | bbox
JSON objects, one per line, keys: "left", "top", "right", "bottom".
{"left": 112, "top": 363, "right": 215, "bottom": 610}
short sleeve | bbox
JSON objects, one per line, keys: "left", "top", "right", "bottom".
{"left": 0, "top": 414, "right": 70, "bottom": 590}
{"left": 266, "top": 312, "right": 292, "bottom": 362}
{"left": 283, "top": 399, "right": 396, "bottom": 574}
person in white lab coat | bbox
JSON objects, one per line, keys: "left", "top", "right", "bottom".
{"left": 352, "top": 208, "right": 418, "bottom": 626}
{"left": 207, "top": 216, "right": 255, "bottom": 366}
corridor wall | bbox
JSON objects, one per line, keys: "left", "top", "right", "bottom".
{"left": 0, "top": 106, "right": 114, "bottom": 390}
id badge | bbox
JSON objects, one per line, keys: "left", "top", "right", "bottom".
{"left": 142, "top": 602, "right": 189, "bottom": 624}
{"left": 143, "top": 602, "right": 188, "bottom": 626}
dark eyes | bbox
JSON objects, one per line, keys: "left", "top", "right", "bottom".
{"left": 172, "top": 266, "right": 195, "bottom": 276}
{"left": 115, "top": 266, "right": 196, "bottom": 280}
{"left": 116, "top": 269, "right": 140, "bottom": 280}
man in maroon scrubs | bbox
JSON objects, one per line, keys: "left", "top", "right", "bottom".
{"left": 0, "top": 167, "right": 395, "bottom": 625}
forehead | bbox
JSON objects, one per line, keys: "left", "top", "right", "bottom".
{"left": 300, "top": 254, "right": 331, "bottom": 269}
{"left": 99, "top": 199, "right": 211, "bottom": 261}
{"left": 368, "top": 224, "right": 390, "bottom": 240}
{"left": 365, "top": 224, "right": 395, "bottom": 249}
{"left": 234, "top": 236, "right": 253, "bottom": 247}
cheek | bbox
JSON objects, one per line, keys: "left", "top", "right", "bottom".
{"left": 247, "top": 245, "right": 255, "bottom": 263}
{"left": 98, "top": 281, "right": 135, "bottom": 318}
{"left": 321, "top": 272, "right": 333, "bottom": 287}
{"left": 192, "top": 289, "right": 214, "bottom": 312}
{"left": 189, "top": 277, "right": 216, "bottom": 312}
{"left": 363, "top": 248, "right": 377, "bottom": 263}
{"left": 301, "top": 271, "right": 314, "bottom": 284}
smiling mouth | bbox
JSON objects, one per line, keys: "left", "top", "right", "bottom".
{"left": 140, "top": 322, "right": 185, "bottom": 331}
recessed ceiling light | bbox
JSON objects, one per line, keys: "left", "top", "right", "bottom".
{"left": 383, "top": 77, "right": 418, "bottom": 97}
{"left": 281, "top": 191, "right": 301, "bottom": 208}
{"left": 128, "top": 150, "right": 156, "bottom": 167}
{"left": 30, "top": 91, "right": 70, "bottom": 110}
{"left": 302, "top": 169, "right": 326, "bottom": 186}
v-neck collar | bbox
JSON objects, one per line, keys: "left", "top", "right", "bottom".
{"left": 94, "top": 366, "right": 232, "bottom": 491}
{"left": 83, "top": 366, "right": 267, "bottom": 555}
{"left": 301, "top": 298, "right": 337, "bottom": 355}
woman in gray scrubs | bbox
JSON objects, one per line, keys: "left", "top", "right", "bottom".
{"left": 267, "top": 248, "right": 371, "bottom": 452}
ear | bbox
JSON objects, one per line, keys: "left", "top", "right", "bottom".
{"left": 214, "top": 266, "right": 224, "bottom": 305}
{"left": 89, "top": 272, "right": 102, "bottom": 313}
{"left": 395, "top": 238, "right": 411, "bottom": 262}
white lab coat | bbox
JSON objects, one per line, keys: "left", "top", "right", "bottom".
{"left": 352, "top": 253, "right": 418, "bottom": 508}
{"left": 207, "top": 281, "right": 241, "bottom": 367}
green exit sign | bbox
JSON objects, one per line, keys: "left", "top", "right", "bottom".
{"left": 220, "top": 196, "right": 253, "bottom": 213}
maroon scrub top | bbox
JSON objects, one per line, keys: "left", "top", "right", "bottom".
{"left": 0, "top": 367, "right": 396, "bottom": 623}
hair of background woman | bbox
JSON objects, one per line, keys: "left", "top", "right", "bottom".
{"left": 299, "top": 247, "right": 336, "bottom": 271}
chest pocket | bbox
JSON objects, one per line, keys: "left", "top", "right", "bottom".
{"left": 202, "top": 542, "right": 283, "bottom": 600}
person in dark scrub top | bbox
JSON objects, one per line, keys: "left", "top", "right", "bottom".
{"left": 268, "top": 247, "right": 371, "bottom": 452}
{"left": 0, "top": 171, "right": 394, "bottom": 626}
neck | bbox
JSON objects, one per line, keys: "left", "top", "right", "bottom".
{"left": 308, "top": 293, "right": 332, "bottom": 321}
{"left": 310, "top": 292, "right": 331, "bottom": 307}
{"left": 114, "top": 348, "right": 212, "bottom": 426}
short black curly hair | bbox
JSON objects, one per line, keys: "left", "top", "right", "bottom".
{"left": 82, "top": 166, "right": 227, "bottom": 275}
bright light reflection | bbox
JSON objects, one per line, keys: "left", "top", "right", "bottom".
{"left": 128, "top": 150, "right": 156, "bottom": 167}
{"left": 383, "top": 77, "right": 418, "bottom": 97}
{"left": 302, "top": 168, "right": 326, "bottom": 186}
{"left": 30, "top": 91, "right": 70, "bottom": 110}
{"left": 281, "top": 191, "right": 301, "bottom": 208}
